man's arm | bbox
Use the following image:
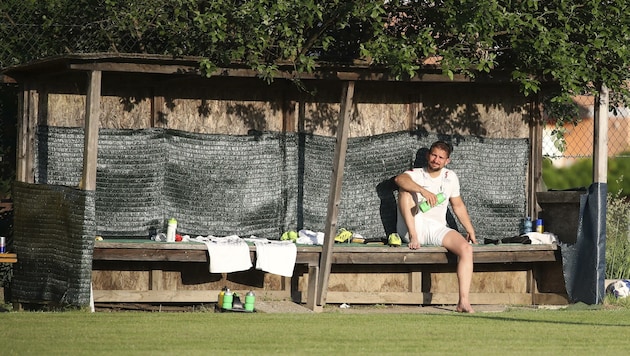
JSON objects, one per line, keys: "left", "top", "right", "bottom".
{"left": 394, "top": 173, "right": 438, "bottom": 206}
{"left": 449, "top": 196, "right": 477, "bottom": 243}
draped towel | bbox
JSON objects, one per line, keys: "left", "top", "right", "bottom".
{"left": 251, "top": 239, "right": 297, "bottom": 277}
{"left": 192, "top": 235, "right": 253, "bottom": 273}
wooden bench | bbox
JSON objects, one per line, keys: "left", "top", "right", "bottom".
{"left": 0, "top": 253, "right": 17, "bottom": 308}
{"left": 92, "top": 240, "right": 567, "bottom": 310}
{"left": 322, "top": 244, "right": 566, "bottom": 306}
{"left": 92, "top": 240, "right": 321, "bottom": 303}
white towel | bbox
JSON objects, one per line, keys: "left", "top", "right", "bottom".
{"left": 253, "top": 240, "right": 297, "bottom": 277}
{"left": 524, "top": 232, "right": 559, "bottom": 244}
{"left": 296, "top": 229, "right": 325, "bottom": 245}
{"left": 192, "top": 235, "right": 253, "bottom": 273}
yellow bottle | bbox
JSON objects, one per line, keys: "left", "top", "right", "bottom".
{"left": 218, "top": 289, "right": 225, "bottom": 308}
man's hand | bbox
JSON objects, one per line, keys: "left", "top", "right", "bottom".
{"left": 466, "top": 231, "right": 478, "bottom": 244}
{"left": 419, "top": 189, "right": 438, "bottom": 207}
{"left": 408, "top": 237, "right": 421, "bottom": 250}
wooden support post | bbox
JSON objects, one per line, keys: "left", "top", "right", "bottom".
{"left": 409, "top": 271, "right": 422, "bottom": 293}
{"left": 316, "top": 81, "right": 355, "bottom": 306}
{"left": 407, "top": 97, "right": 419, "bottom": 130}
{"left": 593, "top": 84, "right": 608, "bottom": 183}
{"left": 306, "top": 264, "right": 320, "bottom": 311}
{"left": 150, "top": 269, "right": 163, "bottom": 291}
{"left": 16, "top": 83, "right": 37, "bottom": 183}
{"left": 79, "top": 71, "right": 102, "bottom": 191}
{"left": 527, "top": 268, "right": 536, "bottom": 305}
{"left": 15, "top": 84, "right": 28, "bottom": 183}
{"left": 421, "top": 271, "right": 433, "bottom": 304}
{"left": 150, "top": 87, "right": 164, "bottom": 128}
{"left": 282, "top": 82, "right": 296, "bottom": 133}
{"left": 530, "top": 97, "right": 544, "bottom": 218}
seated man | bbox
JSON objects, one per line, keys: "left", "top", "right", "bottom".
{"left": 395, "top": 140, "right": 477, "bottom": 313}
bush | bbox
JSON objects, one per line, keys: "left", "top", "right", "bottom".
{"left": 543, "top": 156, "right": 630, "bottom": 197}
{"left": 606, "top": 183, "right": 630, "bottom": 279}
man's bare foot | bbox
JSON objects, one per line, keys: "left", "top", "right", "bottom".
{"left": 456, "top": 303, "right": 475, "bottom": 313}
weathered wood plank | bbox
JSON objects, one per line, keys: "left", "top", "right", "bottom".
{"left": 150, "top": 269, "right": 163, "bottom": 291}
{"left": 318, "top": 80, "right": 355, "bottom": 306}
{"left": 16, "top": 84, "right": 36, "bottom": 183}
{"left": 91, "top": 241, "right": 566, "bottom": 308}
{"left": 93, "top": 248, "right": 210, "bottom": 262}
{"left": 93, "top": 241, "right": 558, "bottom": 264}
{"left": 93, "top": 242, "right": 322, "bottom": 265}
{"left": 93, "top": 289, "right": 292, "bottom": 303}
{"left": 332, "top": 252, "right": 453, "bottom": 264}
{"left": 79, "top": 70, "right": 101, "bottom": 191}
{"left": 594, "top": 84, "right": 609, "bottom": 183}
{"left": 66, "top": 60, "right": 482, "bottom": 83}
{"left": 472, "top": 249, "right": 560, "bottom": 263}
{"left": 323, "top": 291, "right": 538, "bottom": 306}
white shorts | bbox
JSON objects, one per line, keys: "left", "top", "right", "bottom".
{"left": 397, "top": 214, "right": 453, "bottom": 246}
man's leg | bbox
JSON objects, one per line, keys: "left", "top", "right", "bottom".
{"left": 398, "top": 190, "right": 421, "bottom": 249}
{"left": 442, "top": 231, "right": 475, "bottom": 313}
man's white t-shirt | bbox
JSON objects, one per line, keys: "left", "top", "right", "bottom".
{"left": 398, "top": 167, "right": 460, "bottom": 226}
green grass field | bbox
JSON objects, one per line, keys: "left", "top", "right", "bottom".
{"left": 3, "top": 305, "right": 630, "bottom": 355}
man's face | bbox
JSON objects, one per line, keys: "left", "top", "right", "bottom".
{"left": 426, "top": 147, "right": 450, "bottom": 172}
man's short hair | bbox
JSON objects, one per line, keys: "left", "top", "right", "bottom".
{"left": 430, "top": 141, "right": 453, "bottom": 157}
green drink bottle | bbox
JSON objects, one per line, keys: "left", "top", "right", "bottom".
{"left": 419, "top": 193, "right": 445, "bottom": 213}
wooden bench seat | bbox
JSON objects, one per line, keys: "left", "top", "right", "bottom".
{"left": 0, "top": 253, "right": 18, "bottom": 264}
{"left": 91, "top": 240, "right": 567, "bottom": 309}
{"left": 93, "top": 240, "right": 559, "bottom": 263}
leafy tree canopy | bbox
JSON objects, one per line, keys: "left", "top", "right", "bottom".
{"left": 3, "top": 0, "right": 630, "bottom": 106}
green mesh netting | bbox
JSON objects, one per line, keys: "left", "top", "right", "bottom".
{"left": 34, "top": 127, "right": 528, "bottom": 241}
{"left": 15, "top": 126, "right": 528, "bottom": 306}
{"left": 12, "top": 181, "right": 95, "bottom": 307}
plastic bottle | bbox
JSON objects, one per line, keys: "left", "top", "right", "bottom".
{"left": 222, "top": 289, "right": 233, "bottom": 310}
{"left": 419, "top": 193, "right": 446, "bottom": 213}
{"left": 522, "top": 217, "right": 532, "bottom": 234}
{"left": 166, "top": 218, "right": 177, "bottom": 242}
{"left": 245, "top": 290, "right": 255, "bottom": 312}
{"left": 535, "top": 219, "right": 544, "bottom": 233}
{"left": 218, "top": 287, "right": 226, "bottom": 308}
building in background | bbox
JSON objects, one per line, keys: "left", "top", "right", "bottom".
{"left": 544, "top": 95, "right": 630, "bottom": 167}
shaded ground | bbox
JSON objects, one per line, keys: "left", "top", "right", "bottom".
{"left": 0, "top": 286, "right": 566, "bottom": 313}
{"left": 254, "top": 301, "right": 525, "bottom": 314}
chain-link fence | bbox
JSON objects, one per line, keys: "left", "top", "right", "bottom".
{"left": 543, "top": 95, "right": 630, "bottom": 163}
{"left": 543, "top": 94, "right": 630, "bottom": 194}
{"left": 0, "top": 1, "right": 164, "bottom": 69}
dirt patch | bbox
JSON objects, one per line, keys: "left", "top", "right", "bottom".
{"left": 254, "top": 301, "right": 512, "bottom": 314}
{"left": 254, "top": 300, "right": 315, "bottom": 314}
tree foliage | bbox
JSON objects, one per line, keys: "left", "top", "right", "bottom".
{"left": 3, "top": 1, "right": 630, "bottom": 105}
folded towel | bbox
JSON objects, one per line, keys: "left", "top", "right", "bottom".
{"left": 192, "top": 235, "right": 253, "bottom": 273}
{"left": 296, "top": 229, "right": 325, "bottom": 245}
{"left": 253, "top": 240, "right": 297, "bottom": 277}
